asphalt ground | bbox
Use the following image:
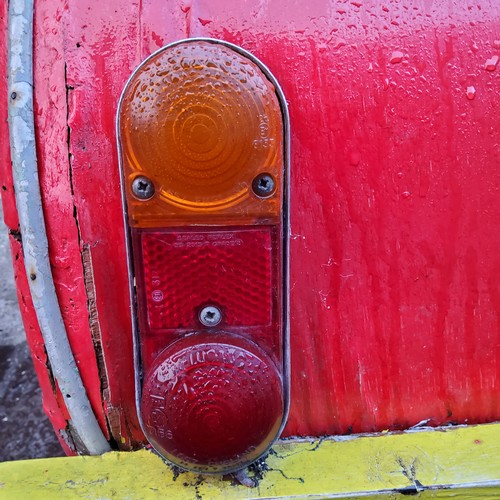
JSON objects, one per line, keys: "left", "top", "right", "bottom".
{"left": 0, "top": 204, "right": 64, "bottom": 462}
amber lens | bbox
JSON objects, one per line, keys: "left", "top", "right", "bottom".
{"left": 119, "top": 41, "right": 284, "bottom": 226}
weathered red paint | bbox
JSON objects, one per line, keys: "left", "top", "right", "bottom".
{"left": 0, "top": 2, "right": 17, "bottom": 231}
{"left": 1, "top": 0, "right": 500, "bottom": 450}
{"left": 33, "top": 1, "right": 111, "bottom": 443}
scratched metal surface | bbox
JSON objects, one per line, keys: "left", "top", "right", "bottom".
{"left": 1, "top": 0, "right": 500, "bottom": 449}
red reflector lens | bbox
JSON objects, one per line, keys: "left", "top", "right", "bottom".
{"left": 141, "top": 332, "right": 283, "bottom": 473}
{"left": 140, "top": 228, "right": 273, "bottom": 330}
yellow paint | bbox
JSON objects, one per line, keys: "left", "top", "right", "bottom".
{"left": 1, "top": 423, "right": 500, "bottom": 499}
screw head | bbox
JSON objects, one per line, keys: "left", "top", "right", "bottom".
{"left": 132, "top": 176, "right": 155, "bottom": 200}
{"left": 199, "top": 305, "right": 222, "bottom": 327}
{"left": 252, "top": 173, "right": 275, "bottom": 198}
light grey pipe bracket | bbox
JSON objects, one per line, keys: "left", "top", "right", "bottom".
{"left": 7, "top": 0, "right": 110, "bottom": 455}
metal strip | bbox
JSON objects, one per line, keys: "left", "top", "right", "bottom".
{"left": 116, "top": 37, "right": 291, "bottom": 463}
{"left": 7, "top": 0, "right": 110, "bottom": 455}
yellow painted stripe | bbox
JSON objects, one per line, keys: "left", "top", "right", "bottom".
{"left": 1, "top": 423, "right": 500, "bottom": 499}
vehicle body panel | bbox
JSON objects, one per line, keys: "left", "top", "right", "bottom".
{"left": 1, "top": 0, "right": 500, "bottom": 452}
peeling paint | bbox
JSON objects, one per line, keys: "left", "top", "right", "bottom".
{"left": 8, "top": 228, "right": 22, "bottom": 244}
{"left": 65, "top": 65, "right": 113, "bottom": 442}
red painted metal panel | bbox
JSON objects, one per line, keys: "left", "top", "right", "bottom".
{"left": 2, "top": 0, "right": 500, "bottom": 449}
{"left": 32, "top": 0, "right": 110, "bottom": 441}
{"left": 165, "top": 0, "right": 500, "bottom": 436}
{"left": 32, "top": 0, "right": 143, "bottom": 446}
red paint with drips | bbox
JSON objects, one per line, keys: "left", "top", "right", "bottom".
{"left": 1, "top": 0, "right": 500, "bottom": 451}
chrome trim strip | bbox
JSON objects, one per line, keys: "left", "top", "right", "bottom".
{"left": 116, "top": 37, "right": 291, "bottom": 467}
{"left": 7, "top": 0, "right": 110, "bottom": 455}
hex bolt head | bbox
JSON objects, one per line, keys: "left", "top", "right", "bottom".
{"left": 252, "top": 173, "right": 276, "bottom": 198}
{"left": 132, "top": 176, "right": 155, "bottom": 200}
{"left": 199, "top": 305, "right": 222, "bottom": 327}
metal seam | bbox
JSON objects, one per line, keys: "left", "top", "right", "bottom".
{"left": 7, "top": 0, "right": 110, "bottom": 455}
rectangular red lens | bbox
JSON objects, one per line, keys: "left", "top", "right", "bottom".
{"left": 139, "top": 227, "right": 274, "bottom": 331}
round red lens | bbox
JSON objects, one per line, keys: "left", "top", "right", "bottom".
{"left": 140, "top": 332, "right": 284, "bottom": 473}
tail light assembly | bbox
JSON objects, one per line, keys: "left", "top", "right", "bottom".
{"left": 117, "top": 38, "right": 289, "bottom": 473}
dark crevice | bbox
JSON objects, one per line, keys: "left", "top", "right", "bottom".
{"left": 397, "top": 480, "right": 425, "bottom": 495}
{"left": 398, "top": 485, "right": 420, "bottom": 496}
{"left": 59, "top": 425, "right": 78, "bottom": 453}
{"left": 65, "top": 421, "right": 86, "bottom": 454}
{"left": 8, "top": 228, "right": 22, "bottom": 244}
{"left": 43, "top": 346, "right": 79, "bottom": 450}
{"left": 43, "top": 345, "right": 58, "bottom": 395}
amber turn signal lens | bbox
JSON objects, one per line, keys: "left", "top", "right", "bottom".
{"left": 119, "top": 41, "right": 284, "bottom": 227}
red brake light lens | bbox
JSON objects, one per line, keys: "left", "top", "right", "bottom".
{"left": 141, "top": 332, "right": 283, "bottom": 472}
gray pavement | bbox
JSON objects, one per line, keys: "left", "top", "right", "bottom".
{"left": 0, "top": 203, "right": 63, "bottom": 461}
{"left": 0, "top": 211, "right": 24, "bottom": 348}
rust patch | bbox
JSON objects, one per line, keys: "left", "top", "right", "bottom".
{"left": 81, "top": 245, "right": 129, "bottom": 448}
{"left": 105, "top": 406, "right": 127, "bottom": 449}
{"left": 44, "top": 346, "right": 58, "bottom": 395}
